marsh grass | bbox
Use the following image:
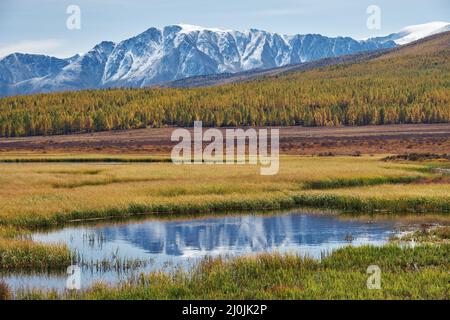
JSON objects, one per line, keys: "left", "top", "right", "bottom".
{"left": 394, "top": 225, "right": 450, "bottom": 244}
{"left": 0, "top": 238, "right": 71, "bottom": 270}
{"left": 77, "top": 256, "right": 151, "bottom": 273}
{"left": 15, "top": 244, "right": 450, "bottom": 300}
{"left": 0, "top": 233, "right": 147, "bottom": 272}
{"left": 0, "top": 154, "right": 448, "bottom": 275}
{"left": 36, "top": 169, "right": 104, "bottom": 175}
{"left": 292, "top": 194, "right": 450, "bottom": 213}
{"left": 0, "top": 226, "right": 71, "bottom": 270}
{"left": 0, "top": 280, "right": 11, "bottom": 300}
{"left": 302, "top": 176, "right": 422, "bottom": 189}
{"left": 430, "top": 226, "right": 450, "bottom": 241}
{"left": 0, "top": 226, "right": 31, "bottom": 240}
{"left": 52, "top": 177, "right": 161, "bottom": 189}
{"left": 0, "top": 155, "right": 448, "bottom": 228}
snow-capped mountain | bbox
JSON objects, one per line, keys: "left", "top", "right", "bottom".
{"left": 0, "top": 22, "right": 448, "bottom": 97}
{"left": 374, "top": 21, "right": 450, "bottom": 45}
{"left": 0, "top": 54, "right": 69, "bottom": 88}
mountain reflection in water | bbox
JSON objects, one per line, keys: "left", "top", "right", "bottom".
{"left": 3, "top": 212, "right": 401, "bottom": 292}
{"left": 33, "top": 213, "right": 399, "bottom": 259}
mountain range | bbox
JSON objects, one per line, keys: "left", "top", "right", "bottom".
{"left": 0, "top": 21, "right": 448, "bottom": 97}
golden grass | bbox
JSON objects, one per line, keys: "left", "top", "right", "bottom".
{"left": 0, "top": 154, "right": 447, "bottom": 227}
{"left": 0, "top": 227, "right": 71, "bottom": 270}
{"left": 302, "top": 183, "right": 450, "bottom": 199}
{"left": 0, "top": 238, "right": 71, "bottom": 270}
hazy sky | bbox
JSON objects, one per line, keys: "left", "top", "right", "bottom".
{"left": 0, "top": 0, "right": 448, "bottom": 58}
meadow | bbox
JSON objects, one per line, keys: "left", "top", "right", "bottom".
{"left": 0, "top": 153, "right": 448, "bottom": 299}
{"left": 0, "top": 154, "right": 448, "bottom": 228}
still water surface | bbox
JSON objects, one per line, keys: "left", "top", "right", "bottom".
{"left": 2, "top": 211, "right": 405, "bottom": 291}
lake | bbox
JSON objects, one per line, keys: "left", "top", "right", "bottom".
{"left": 2, "top": 211, "right": 406, "bottom": 292}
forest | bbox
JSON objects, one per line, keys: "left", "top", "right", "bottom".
{"left": 0, "top": 35, "right": 449, "bottom": 137}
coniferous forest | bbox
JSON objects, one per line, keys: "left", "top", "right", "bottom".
{"left": 0, "top": 33, "right": 449, "bottom": 137}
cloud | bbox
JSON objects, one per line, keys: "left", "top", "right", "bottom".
{"left": 0, "top": 39, "right": 66, "bottom": 58}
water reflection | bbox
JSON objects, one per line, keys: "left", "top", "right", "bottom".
{"left": 3, "top": 212, "right": 401, "bottom": 291}
{"left": 49, "top": 214, "right": 397, "bottom": 257}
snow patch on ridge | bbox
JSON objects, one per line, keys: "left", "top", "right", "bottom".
{"left": 2, "top": 21, "right": 449, "bottom": 97}
{"left": 176, "top": 24, "right": 233, "bottom": 34}
{"left": 393, "top": 21, "right": 450, "bottom": 45}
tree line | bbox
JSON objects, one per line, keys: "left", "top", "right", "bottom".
{"left": 0, "top": 51, "right": 448, "bottom": 137}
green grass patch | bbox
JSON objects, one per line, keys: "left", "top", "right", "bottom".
{"left": 1, "top": 193, "right": 449, "bottom": 229}
{"left": 36, "top": 169, "right": 104, "bottom": 175}
{"left": 16, "top": 244, "right": 450, "bottom": 300}
{"left": 303, "top": 176, "right": 422, "bottom": 189}
{"left": 52, "top": 177, "right": 160, "bottom": 189}
{"left": 0, "top": 239, "right": 71, "bottom": 270}
{"left": 0, "top": 226, "right": 71, "bottom": 271}
{"left": 292, "top": 194, "right": 450, "bottom": 213}
{"left": 393, "top": 226, "right": 450, "bottom": 244}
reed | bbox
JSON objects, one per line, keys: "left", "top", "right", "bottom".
{"left": 302, "top": 176, "right": 421, "bottom": 189}
{"left": 15, "top": 244, "right": 450, "bottom": 300}
{"left": 292, "top": 194, "right": 450, "bottom": 213}
{"left": 393, "top": 225, "right": 450, "bottom": 244}
{"left": 0, "top": 238, "right": 72, "bottom": 270}
{"left": 0, "top": 280, "right": 11, "bottom": 300}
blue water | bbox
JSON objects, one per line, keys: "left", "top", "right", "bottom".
{"left": 2, "top": 211, "right": 403, "bottom": 292}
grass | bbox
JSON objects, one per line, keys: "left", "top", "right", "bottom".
{"left": 0, "top": 239, "right": 71, "bottom": 270}
{"left": 292, "top": 193, "right": 450, "bottom": 213}
{"left": 0, "top": 225, "right": 71, "bottom": 270}
{"left": 0, "top": 153, "right": 448, "bottom": 278}
{"left": 393, "top": 225, "right": 450, "bottom": 244}
{"left": 0, "top": 224, "right": 149, "bottom": 271}
{"left": 302, "top": 176, "right": 422, "bottom": 189}
{"left": 16, "top": 244, "right": 450, "bottom": 300}
{"left": 0, "top": 280, "right": 11, "bottom": 300}
{"left": 0, "top": 154, "right": 448, "bottom": 228}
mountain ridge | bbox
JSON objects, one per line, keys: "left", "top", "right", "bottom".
{"left": 0, "top": 30, "right": 448, "bottom": 136}
{"left": 164, "top": 29, "right": 450, "bottom": 88}
{"left": 0, "top": 21, "right": 448, "bottom": 97}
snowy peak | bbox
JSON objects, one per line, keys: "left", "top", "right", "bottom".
{"left": 1, "top": 21, "right": 448, "bottom": 97}
{"left": 175, "top": 24, "right": 233, "bottom": 34}
{"left": 0, "top": 53, "right": 69, "bottom": 85}
{"left": 90, "top": 41, "right": 116, "bottom": 55}
{"left": 381, "top": 21, "right": 450, "bottom": 45}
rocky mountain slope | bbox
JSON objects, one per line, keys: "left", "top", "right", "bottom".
{"left": 0, "top": 21, "right": 448, "bottom": 97}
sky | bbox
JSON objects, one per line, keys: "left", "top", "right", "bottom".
{"left": 0, "top": 0, "right": 449, "bottom": 58}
